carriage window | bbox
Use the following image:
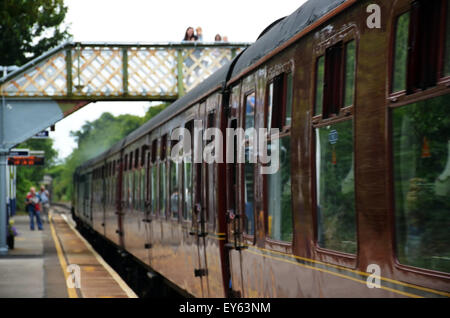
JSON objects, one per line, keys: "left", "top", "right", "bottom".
{"left": 392, "top": 93, "right": 450, "bottom": 273}
{"left": 285, "top": 73, "right": 293, "bottom": 126}
{"left": 135, "top": 149, "right": 139, "bottom": 168}
{"left": 124, "top": 154, "right": 128, "bottom": 171}
{"left": 265, "top": 74, "right": 293, "bottom": 242}
{"left": 393, "top": 0, "right": 449, "bottom": 94}
{"left": 392, "top": 12, "right": 410, "bottom": 93}
{"left": 315, "top": 56, "right": 325, "bottom": 116}
{"left": 170, "top": 138, "right": 180, "bottom": 219}
{"left": 244, "top": 92, "right": 256, "bottom": 236}
{"left": 129, "top": 152, "right": 133, "bottom": 170}
{"left": 267, "top": 136, "right": 292, "bottom": 242}
{"left": 150, "top": 140, "right": 158, "bottom": 215}
{"left": 159, "top": 136, "right": 167, "bottom": 217}
{"left": 343, "top": 40, "right": 356, "bottom": 107}
{"left": 323, "top": 42, "right": 343, "bottom": 118}
{"left": 315, "top": 120, "right": 356, "bottom": 254}
{"left": 151, "top": 163, "right": 157, "bottom": 215}
{"left": 445, "top": 1, "right": 450, "bottom": 76}
{"left": 267, "top": 73, "right": 293, "bottom": 131}
{"left": 245, "top": 93, "right": 255, "bottom": 136}
{"left": 267, "top": 77, "right": 283, "bottom": 130}
{"left": 183, "top": 121, "right": 194, "bottom": 220}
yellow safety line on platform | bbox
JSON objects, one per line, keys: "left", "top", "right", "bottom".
{"left": 49, "top": 213, "right": 78, "bottom": 298}
{"left": 60, "top": 214, "right": 138, "bottom": 298}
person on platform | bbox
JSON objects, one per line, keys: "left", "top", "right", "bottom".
{"left": 25, "top": 187, "right": 43, "bottom": 231}
{"left": 38, "top": 185, "right": 50, "bottom": 223}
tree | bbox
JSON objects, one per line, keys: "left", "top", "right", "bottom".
{"left": 0, "top": 0, "right": 71, "bottom": 66}
{"left": 51, "top": 103, "right": 170, "bottom": 202}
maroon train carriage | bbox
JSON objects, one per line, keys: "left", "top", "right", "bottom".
{"left": 73, "top": 0, "right": 450, "bottom": 297}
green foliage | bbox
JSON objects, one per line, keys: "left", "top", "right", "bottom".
{"left": 52, "top": 103, "right": 169, "bottom": 202}
{"left": 393, "top": 94, "right": 450, "bottom": 273}
{"left": 0, "top": 0, "right": 71, "bottom": 66}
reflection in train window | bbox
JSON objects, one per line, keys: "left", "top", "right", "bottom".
{"left": 140, "top": 167, "right": 145, "bottom": 211}
{"left": 343, "top": 40, "right": 356, "bottom": 107}
{"left": 315, "top": 56, "right": 325, "bottom": 116}
{"left": 392, "top": 93, "right": 450, "bottom": 273}
{"left": 392, "top": 0, "right": 449, "bottom": 94}
{"left": 183, "top": 121, "right": 194, "bottom": 221}
{"left": 267, "top": 136, "right": 292, "bottom": 242}
{"left": 245, "top": 92, "right": 255, "bottom": 140}
{"left": 315, "top": 120, "right": 356, "bottom": 254}
{"left": 392, "top": 12, "right": 409, "bottom": 93}
{"left": 151, "top": 164, "right": 157, "bottom": 215}
{"left": 285, "top": 73, "right": 293, "bottom": 127}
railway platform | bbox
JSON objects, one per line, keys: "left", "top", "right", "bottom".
{"left": 0, "top": 207, "right": 137, "bottom": 298}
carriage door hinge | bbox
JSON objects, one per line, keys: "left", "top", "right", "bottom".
{"left": 194, "top": 268, "right": 208, "bottom": 277}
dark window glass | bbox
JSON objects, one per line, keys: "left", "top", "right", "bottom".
{"left": 393, "top": 93, "right": 450, "bottom": 273}
{"left": 392, "top": 12, "right": 410, "bottom": 92}
{"left": 267, "top": 136, "right": 292, "bottom": 242}
{"left": 316, "top": 120, "right": 356, "bottom": 254}
{"left": 343, "top": 40, "right": 356, "bottom": 107}
{"left": 129, "top": 152, "right": 133, "bottom": 170}
{"left": 445, "top": 0, "right": 450, "bottom": 77}
{"left": 135, "top": 149, "right": 139, "bottom": 168}
{"left": 315, "top": 56, "right": 325, "bottom": 116}
{"left": 267, "top": 75, "right": 284, "bottom": 130}
{"left": 323, "top": 42, "right": 343, "bottom": 118}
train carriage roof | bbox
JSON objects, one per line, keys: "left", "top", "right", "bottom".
{"left": 231, "top": 0, "right": 346, "bottom": 78}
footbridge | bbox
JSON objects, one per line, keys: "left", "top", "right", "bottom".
{"left": 0, "top": 41, "right": 250, "bottom": 253}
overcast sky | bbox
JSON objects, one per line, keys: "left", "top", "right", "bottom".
{"left": 52, "top": 0, "right": 306, "bottom": 159}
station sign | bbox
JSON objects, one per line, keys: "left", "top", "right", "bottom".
{"left": 32, "top": 131, "right": 49, "bottom": 139}
{"left": 7, "top": 156, "right": 45, "bottom": 166}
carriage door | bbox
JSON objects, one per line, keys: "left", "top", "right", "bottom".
{"left": 191, "top": 101, "right": 210, "bottom": 296}
{"left": 225, "top": 84, "right": 247, "bottom": 297}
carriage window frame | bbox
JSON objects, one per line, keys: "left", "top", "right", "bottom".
{"left": 205, "top": 110, "right": 217, "bottom": 227}
{"left": 263, "top": 70, "right": 294, "bottom": 249}
{"left": 311, "top": 32, "right": 358, "bottom": 266}
{"left": 390, "top": 0, "right": 450, "bottom": 98}
{"left": 313, "top": 35, "right": 357, "bottom": 123}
